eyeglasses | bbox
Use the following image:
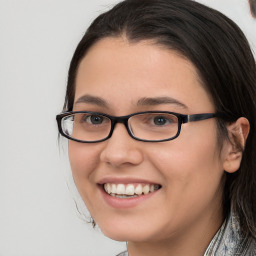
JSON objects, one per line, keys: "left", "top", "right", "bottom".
{"left": 56, "top": 111, "right": 222, "bottom": 143}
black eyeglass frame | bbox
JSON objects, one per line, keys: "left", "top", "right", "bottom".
{"left": 56, "top": 111, "right": 226, "bottom": 143}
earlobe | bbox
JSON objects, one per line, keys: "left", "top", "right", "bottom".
{"left": 223, "top": 117, "right": 250, "bottom": 174}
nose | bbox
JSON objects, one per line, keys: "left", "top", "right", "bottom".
{"left": 100, "top": 123, "right": 144, "bottom": 168}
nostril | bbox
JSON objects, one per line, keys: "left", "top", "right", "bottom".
{"left": 99, "top": 134, "right": 144, "bottom": 167}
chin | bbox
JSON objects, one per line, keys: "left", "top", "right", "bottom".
{"left": 97, "top": 218, "right": 159, "bottom": 243}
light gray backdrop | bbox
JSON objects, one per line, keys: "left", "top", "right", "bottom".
{"left": 0, "top": 0, "right": 255, "bottom": 255}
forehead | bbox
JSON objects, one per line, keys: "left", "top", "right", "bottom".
{"left": 75, "top": 37, "right": 214, "bottom": 113}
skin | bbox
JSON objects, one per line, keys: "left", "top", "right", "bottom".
{"left": 68, "top": 37, "right": 243, "bottom": 256}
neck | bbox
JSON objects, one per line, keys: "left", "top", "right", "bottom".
{"left": 127, "top": 206, "right": 224, "bottom": 256}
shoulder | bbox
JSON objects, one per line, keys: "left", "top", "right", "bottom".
{"left": 213, "top": 213, "right": 256, "bottom": 255}
{"left": 204, "top": 211, "right": 256, "bottom": 255}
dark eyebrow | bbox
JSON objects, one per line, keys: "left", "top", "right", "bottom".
{"left": 74, "top": 94, "right": 109, "bottom": 107}
{"left": 137, "top": 97, "right": 188, "bottom": 109}
{"left": 74, "top": 95, "right": 187, "bottom": 109}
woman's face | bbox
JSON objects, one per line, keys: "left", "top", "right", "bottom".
{"left": 69, "top": 37, "right": 227, "bottom": 243}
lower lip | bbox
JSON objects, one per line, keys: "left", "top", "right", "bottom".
{"left": 99, "top": 185, "right": 160, "bottom": 209}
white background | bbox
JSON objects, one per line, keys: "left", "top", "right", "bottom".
{"left": 0, "top": 1, "right": 255, "bottom": 255}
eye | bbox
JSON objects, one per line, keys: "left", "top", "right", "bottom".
{"left": 88, "top": 115, "right": 104, "bottom": 125}
{"left": 153, "top": 116, "right": 168, "bottom": 126}
{"left": 80, "top": 114, "right": 106, "bottom": 125}
{"left": 151, "top": 115, "right": 176, "bottom": 126}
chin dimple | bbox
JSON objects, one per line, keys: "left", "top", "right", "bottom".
{"left": 103, "top": 183, "right": 161, "bottom": 197}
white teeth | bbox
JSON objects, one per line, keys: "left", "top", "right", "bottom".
{"left": 115, "top": 195, "right": 138, "bottom": 199}
{"left": 125, "top": 184, "right": 135, "bottom": 195}
{"left": 104, "top": 183, "right": 111, "bottom": 194}
{"left": 116, "top": 184, "right": 125, "bottom": 195}
{"left": 135, "top": 184, "right": 142, "bottom": 195}
{"left": 103, "top": 183, "right": 161, "bottom": 197}
{"left": 111, "top": 184, "right": 117, "bottom": 194}
{"left": 142, "top": 184, "right": 150, "bottom": 194}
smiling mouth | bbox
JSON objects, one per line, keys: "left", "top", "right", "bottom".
{"left": 103, "top": 183, "right": 161, "bottom": 198}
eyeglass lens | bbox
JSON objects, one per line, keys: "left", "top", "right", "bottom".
{"left": 61, "top": 112, "right": 179, "bottom": 142}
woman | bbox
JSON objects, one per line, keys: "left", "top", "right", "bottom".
{"left": 56, "top": 0, "right": 256, "bottom": 255}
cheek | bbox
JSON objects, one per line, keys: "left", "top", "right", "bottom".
{"left": 68, "top": 142, "right": 101, "bottom": 196}
{"left": 148, "top": 123, "right": 223, "bottom": 197}
{"left": 68, "top": 142, "right": 104, "bottom": 214}
{"left": 145, "top": 129, "right": 224, "bottom": 231}
{"left": 152, "top": 139, "right": 218, "bottom": 171}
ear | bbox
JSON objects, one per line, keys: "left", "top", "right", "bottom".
{"left": 223, "top": 117, "right": 250, "bottom": 173}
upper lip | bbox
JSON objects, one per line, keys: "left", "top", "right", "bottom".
{"left": 97, "top": 177, "right": 161, "bottom": 186}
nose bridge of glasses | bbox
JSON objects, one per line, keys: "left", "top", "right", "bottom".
{"left": 110, "top": 115, "right": 130, "bottom": 134}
